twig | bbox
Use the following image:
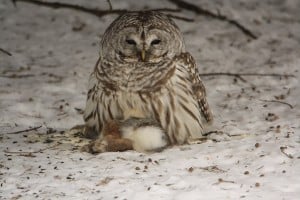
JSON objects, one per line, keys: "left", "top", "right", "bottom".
{"left": 12, "top": 0, "right": 183, "bottom": 19}
{"left": 4, "top": 125, "right": 42, "bottom": 134}
{"left": 234, "top": 75, "right": 247, "bottom": 83}
{"left": 260, "top": 99, "right": 293, "bottom": 109}
{"left": 0, "top": 48, "right": 12, "bottom": 56}
{"left": 166, "top": 14, "right": 194, "bottom": 22}
{"left": 12, "top": 0, "right": 128, "bottom": 17}
{"left": 4, "top": 142, "right": 61, "bottom": 156}
{"left": 106, "top": 0, "right": 112, "bottom": 11}
{"left": 199, "top": 72, "right": 295, "bottom": 78}
{"left": 168, "top": 0, "right": 257, "bottom": 39}
{"left": 150, "top": 8, "right": 181, "bottom": 13}
{"left": 280, "top": 146, "right": 293, "bottom": 159}
{"left": 202, "top": 130, "right": 245, "bottom": 142}
{"left": 0, "top": 74, "right": 35, "bottom": 78}
{"left": 203, "top": 130, "right": 225, "bottom": 137}
{"left": 213, "top": 178, "right": 235, "bottom": 185}
{"left": 199, "top": 165, "right": 226, "bottom": 173}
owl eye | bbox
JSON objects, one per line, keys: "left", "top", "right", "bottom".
{"left": 126, "top": 39, "right": 136, "bottom": 45}
{"left": 151, "top": 39, "right": 161, "bottom": 45}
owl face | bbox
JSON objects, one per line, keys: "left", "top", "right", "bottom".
{"left": 117, "top": 27, "right": 170, "bottom": 63}
{"left": 100, "top": 11, "right": 185, "bottom": 64}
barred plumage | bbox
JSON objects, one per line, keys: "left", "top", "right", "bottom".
{"left": 83, "top": 11, "right": 212, "bottom": 152}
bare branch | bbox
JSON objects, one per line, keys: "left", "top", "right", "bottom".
{"left": 151, "top": 8, "right": 180, "bottom": 13}
{"left": 106, "top": 0, "right": 112, "bottom": 11}
{"left": 4, "top": 142, "right": 61, "bottom": 156}
{"left": 260, "top": 99, "right": 294, "bottom": 109}
{"left": 280, "top": 146, "right": 293, "bottom": 159}
{"left": 199, "top": 72, "right": 295, "bottom": 78}
{"left": 213, "top": 178, "right": 235, "bottom": 185}
{"left": 12, "top": 0, "right": 183, "bottom": 20}
{"left": 166, "top": 14, "right": 194, "bottom": 22}
{"left": 168, "top": 0, "right": 258, "bottom": 39}
{"left": 13, "top": 0, "right": 128, "bottom": 17}
{"left": 0, "top": 48, "right": 12, "bottom": 56}
{"left": 4, "top": 125, "right": 42, "bottom": 134}
{"left": 0, "top": 74, "right": 35, "bottom": 78}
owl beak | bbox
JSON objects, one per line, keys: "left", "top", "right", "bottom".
{"left": 141, "top": 49, "right": 146, "bottom": 61}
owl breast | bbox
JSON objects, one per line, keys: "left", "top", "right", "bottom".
{"left": 84, "top": 58, "right": 204, "bottom": 144}
{"left": 97, "top": 59, "right": 175, "bottom": 92}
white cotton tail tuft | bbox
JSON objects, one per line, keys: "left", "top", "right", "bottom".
{"left": 120, "top": 118, "right": 169, "bottom": 152}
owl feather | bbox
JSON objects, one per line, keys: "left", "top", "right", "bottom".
{"left": 82, "top": 11, "right": 213, "bottom": 153}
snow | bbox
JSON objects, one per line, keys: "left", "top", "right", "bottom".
{"left": 1, "top": 0, "right": 300, "bottom": 199}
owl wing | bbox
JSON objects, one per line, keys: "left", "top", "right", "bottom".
{"left": 177, "top": 52, "right": 213, "bottom": 123}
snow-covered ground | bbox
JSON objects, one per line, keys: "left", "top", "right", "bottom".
{"left": 1, "top": 0, "right": 299, "bottom": 199}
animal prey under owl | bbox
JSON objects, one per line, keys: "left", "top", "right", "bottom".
{"left": 83, "top": 11, "right": 213, "bottom": 153}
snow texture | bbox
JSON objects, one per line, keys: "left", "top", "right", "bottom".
{"left": 0, "top": 0, "right": 299, "bottom": 199}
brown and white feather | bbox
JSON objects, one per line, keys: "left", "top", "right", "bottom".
{"left": 83, "top": 11, "right": 213, "bottom": 149}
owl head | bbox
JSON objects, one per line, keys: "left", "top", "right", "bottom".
{"left": 100, "top": 11, "right": 185, "bottom": 63}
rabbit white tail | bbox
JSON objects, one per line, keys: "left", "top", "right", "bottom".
{"left": 121, "top": 125, "right": 168, "bottom": 152}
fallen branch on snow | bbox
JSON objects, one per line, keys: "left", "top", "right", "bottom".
{"left": 0, "top": 74, "right": 35, "bottom": 78}
{"left": 0, "top": 48, "right": 12, "bottom": 56}
{"left": 4, "top": 125, "right": 42, "bottom": 134}
{"left": 280, "top": 146, "right": 293, "bottom": 159}
{"left": 260, "top": 99, "right": 293, "bottom": 109}
{"left": 12, "top": 0, "right": 194, "bottom": 22}
{"left": 213, "top": 178, "right": 235, "bottom": 185}
{"left": 168, "top": 0, "right": 258, "bottom": 39}
{"left": 12, "top": 0, "right": 129, "bottom": 17}
{"left": 4, "top": 142, "right": 61, "bottom": 157}
{"left": 199, "top": 72, "right": 295, "bottom": 78}
{"left": 106, "top": 0, "right": 112, "bottom": 11}
{"left": 166, "top": 14, "right": 194, "bottom": 22}
{"left": 12, "top": 0, "right": 257, "bottom": 29}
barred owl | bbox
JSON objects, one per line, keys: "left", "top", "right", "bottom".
{"left": 83, "top": 11, "right": 213, "bottom": 153}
